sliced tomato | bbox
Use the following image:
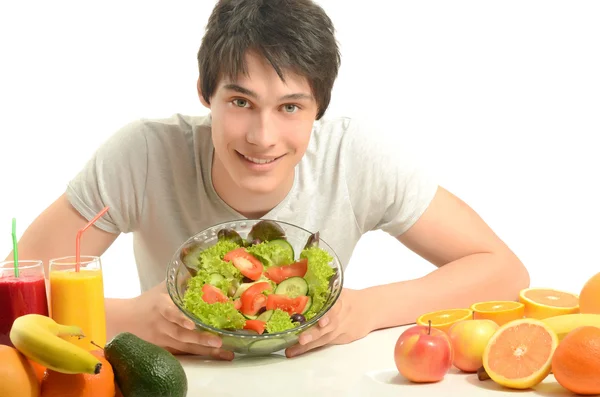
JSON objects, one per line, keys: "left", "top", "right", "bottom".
{"left": 201, "top": 284, "right": 229, "bottom": 304}
{"left": 264, "top": 258, "right": 308, "bottom": 284}
{"left": 240, "top": 282, "right": 272, "bottom": 316}
{"left": 243, "top": 319, "right": 266, "bottom": 335}
{"left": 233, "top": 299, "right": 242, "bottom": 311}
{"left": 223, "top": 247, "right": 263, "bottom": 280}
{"left": 266, "top": 294, "right": 309, "bottom": 315}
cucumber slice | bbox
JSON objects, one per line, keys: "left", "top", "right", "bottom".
{"left": 274, "top": 276, "right": 308, "bottom": 298}
{"left": 265, "top": 239, "right": 294, "bottom": 266}
{"left": 247, "top": 338, "right": 288, "bottom": 355}
{"left": 256, "top": 309, "right": 274, "bottom": 322}
{"left": 233, "top": 282, "right": 255, "bottom": 299}
{"left": 243, "top": 313, "right": 258, "bottom": 320}
{"left": 208, "top": 273, "right": 225, "bottom": 285}
{"left": 233, "top": 278, "right": 274, "bottom": 299}
{"left": 301, "top": 296, "right": 312, "bottom": 315}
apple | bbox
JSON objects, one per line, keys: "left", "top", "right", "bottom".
{"left": 447, "top": 319, "right": 499, "bottom": 373}
{"left": 394, "top": 321, "right": 454, "bottom": 383}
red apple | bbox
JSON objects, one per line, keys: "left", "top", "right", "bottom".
{"left": 394, "top": 321, "right": 454, "bottom": 383}
{"left": 447, "top": 319, "right": 499, "bottom": 373}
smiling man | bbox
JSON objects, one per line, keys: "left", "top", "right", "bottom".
{"left": 206, "top": 53, "right": 318, "bottom": 218}
{"left": 6, "top": 0, "right": 530, "bottom": 360}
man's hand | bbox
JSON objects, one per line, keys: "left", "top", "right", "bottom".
{"left": 115, "top": 281, "right": 234, "bottom": 360}
{"left": 285, "top": 288, "right": 373, "bottom": 358}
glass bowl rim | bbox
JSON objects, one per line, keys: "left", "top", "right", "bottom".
{"left": 166, "top": 218, "right": 345, "bottom": 340}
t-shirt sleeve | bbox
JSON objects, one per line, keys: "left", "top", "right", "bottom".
{"left": 65, "top": 120, "right": 149, "bottom": 234}
{"left": 342, "top": 118, "right": 439, "bottom": 237}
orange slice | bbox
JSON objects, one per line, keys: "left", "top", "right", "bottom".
{"left": 482, "top": 318, "right": 559, "bottom": 389}
{"left": 471, "top": 300, "right": 525, "bottom": 326}
{"left": 416, "top": 308, "right": 472, "bottom": 333}
{"left": 519, "top": 288, "right": 579, "bottom": 319}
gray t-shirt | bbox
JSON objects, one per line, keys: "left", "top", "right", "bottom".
{"left": 66, "top": 113, "right": 438, "bottom": 293}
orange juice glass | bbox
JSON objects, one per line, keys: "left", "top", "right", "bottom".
{"left": 48, "top": 255, "right": 106, "bottom": 350}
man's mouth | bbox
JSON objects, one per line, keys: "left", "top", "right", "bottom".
{"left": 238, "top": 152, "right": 283, "bottom": 164}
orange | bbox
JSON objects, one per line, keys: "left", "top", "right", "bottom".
{"left": 551, "top": 325, "right": 600, "bottom": 395}
{"left": 482, "top": 318, "right": 558, "bottom": 389}
{"left": 519, "top": 287, "right": 579, "bottom": 319}
{"left": 579, "top": 272, "right": 600, "bottom": 314}
{"left": 41, "top": 350, "right": 114, "bottom": 397}
{"left": 0, "top": 345, "right": 40, "bottom": 397}
{"left": 416, "top": 308, "right": 473, "bottom": 333}
{"left": 471, "top": 300, "right": 525, "bottom": 326}
{"left": 28, "top": 359, "right": 47, "bottom": 386}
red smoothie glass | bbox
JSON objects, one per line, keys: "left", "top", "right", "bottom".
{"left": 0, "top": 260, "right": 49, "bottom": 347}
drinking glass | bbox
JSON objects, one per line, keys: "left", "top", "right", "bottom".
{"left": 0, "top": 260, "right": 49, "bottom": 347}
{"left": 48, "top": 255, "right": 106, "bottom": 350}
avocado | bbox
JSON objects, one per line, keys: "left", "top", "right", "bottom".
{"left": 104, "top": 332, "right": 188, "bottom": 397}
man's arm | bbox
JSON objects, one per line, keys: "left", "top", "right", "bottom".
{"left": 4, "top": 193, "right": 119, "bottom": 269}
{"left": 361, "top": 186, "right": 530, "bottom": 331}
{"left": 4, "top": 193, "right": 132, "bottom": 338}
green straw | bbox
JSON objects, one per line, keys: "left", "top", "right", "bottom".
{"left": 12, "top": 218, "right": 18, "bottom": 278}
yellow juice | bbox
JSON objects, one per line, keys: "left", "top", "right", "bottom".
{"left": 49, "top": 269, "right": 106, "bottom": 350}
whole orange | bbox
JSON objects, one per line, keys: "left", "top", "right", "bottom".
{"left": 28, "top": 358, "right": 47, "bottom": 386}
{"left": 41, "top": 350, "right": 115, "bottom": 397}
{"left": 552, "top": 326, "right": 600, "bottom": 395}
{"left": 0, "top": 345, "right": 40, "bottom": 397}
{"left": 579, "top": 272, "right": 600, "bottom": 314}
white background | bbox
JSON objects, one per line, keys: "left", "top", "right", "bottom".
{"left": 1, "top": 1, "right": 598, "bottom": 300}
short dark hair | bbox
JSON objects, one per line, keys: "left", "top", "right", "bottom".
{"left": 197, "top": 0, "right": 341, "bottom": 120}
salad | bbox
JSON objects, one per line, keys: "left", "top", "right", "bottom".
{"left": 181, "top": 220, "right": 336, "bottom": 335}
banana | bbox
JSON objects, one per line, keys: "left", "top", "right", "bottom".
{"left": 541, "top": 313, "right": 600, "bottom": 341}
{"left": 10, "top": 314, "right": 102, "bottom": 375}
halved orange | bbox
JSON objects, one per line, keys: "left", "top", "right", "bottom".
{"left": 519, "top": 288, "right": 579, "bottom": 319}
{"left": 416, "top": 308, "right": 472, "bottom": 333}
{"left": 471, "top": 300, "right": 525, "bottom": 326}
{"left": 482, "top": 318, "right": 559, "bottom": 389}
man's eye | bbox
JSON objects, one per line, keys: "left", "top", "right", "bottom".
{"left": 283, "top": 104, "right": 298, "bottom": 113}
{"left": 233, "top": 99, "right": 249, "bottom": 108}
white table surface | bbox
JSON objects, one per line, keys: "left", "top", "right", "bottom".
{"left": 178, "top": 324, "right": 570, "bottom": 397}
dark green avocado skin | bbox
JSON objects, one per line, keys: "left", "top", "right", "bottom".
{"left": 105, "top": 332, "right": 188, "bottom": 397}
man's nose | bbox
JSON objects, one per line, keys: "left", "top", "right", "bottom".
{"left": 246, "top": 113, "right": 277, "bottom": 147}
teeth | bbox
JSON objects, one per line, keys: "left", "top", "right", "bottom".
{"left": 243, "top": 154, "right": 276, "bottom": 164}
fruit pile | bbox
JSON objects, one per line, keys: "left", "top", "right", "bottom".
{"left": 394, "top": 272, "right": 600, "bottom": 394}
{"left": 0, "top": 314, "right": 188, "bottom": 397}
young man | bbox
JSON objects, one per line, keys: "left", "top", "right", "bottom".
{"left": 6, "top": 0, "right": 529, "bottom": 360}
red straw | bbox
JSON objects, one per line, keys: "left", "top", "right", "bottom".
{"left": 75, "top": 206, "right": 110, "bottom": 271}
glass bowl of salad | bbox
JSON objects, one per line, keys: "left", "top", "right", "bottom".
{"left": 166, "top": 219, "right": 344, "bottom": 356}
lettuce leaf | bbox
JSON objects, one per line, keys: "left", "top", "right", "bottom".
{"left": 183, "top": 239, "right": 241, "bottom": 272}
{"left": 181, "top": 239, "right": 247, "bottom": 329}
{"left": 246, "top": 241, "right": 293, "bottom": 267}
{"left": 300, "top": 246, "right": 335, "bottom": 320}
{"left": 184, "top": 239, "right": 243, "bottom": 295}
{"left": 265, "top": 309, "right": 298, "bottom": 333}
{"left": 183, "top": 275, "right": 246, "bottom": 330}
